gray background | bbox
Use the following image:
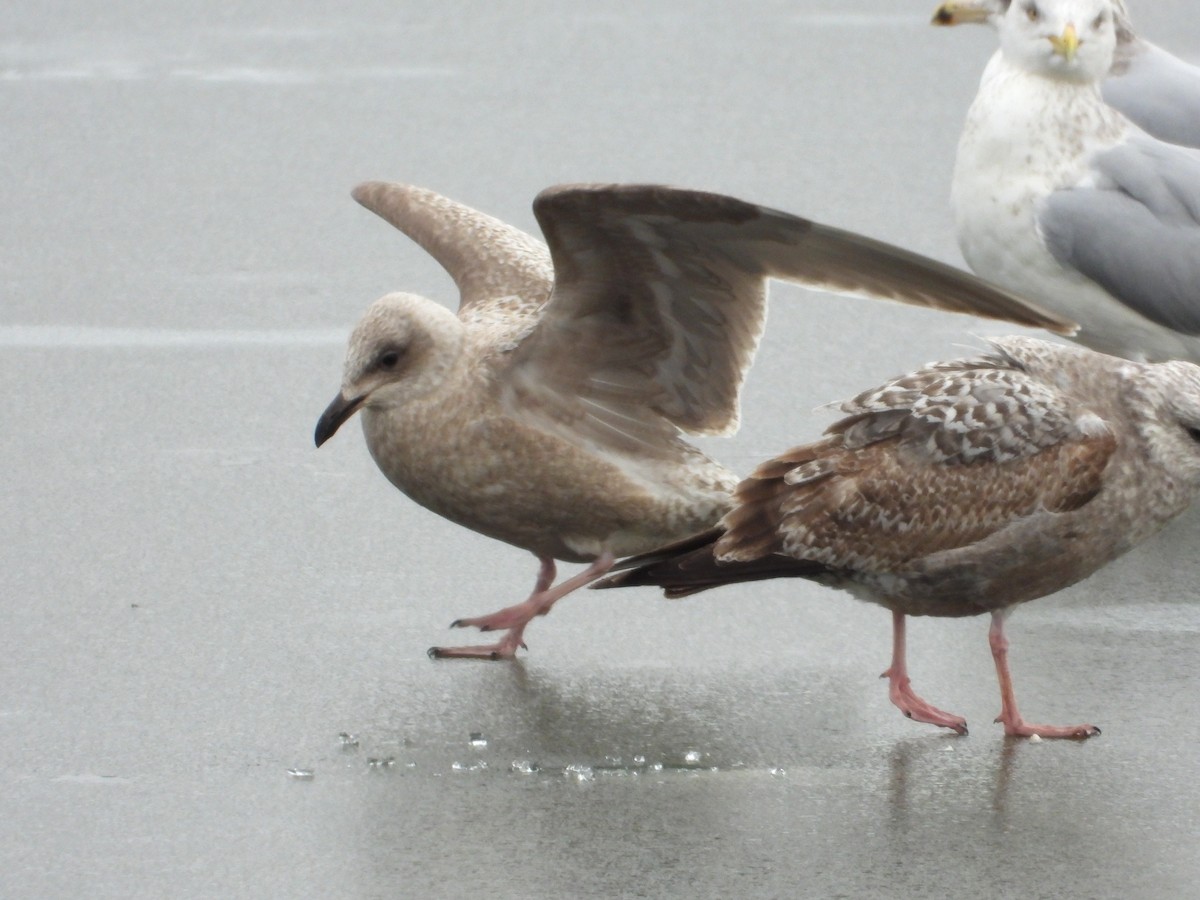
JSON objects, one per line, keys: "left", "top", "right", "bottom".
{"left": 3, "top": 2, "right": 1198, "bottom": 897}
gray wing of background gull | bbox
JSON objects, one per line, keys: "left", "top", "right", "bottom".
{"left": 1040, "top": 135, "right": 1200, "bottom": 335}
{"left": 1104, "top": 40, "right": 1200, "bottom": 149}
{"left": 498, "top": 183, "right": 1073, "bottom": 458}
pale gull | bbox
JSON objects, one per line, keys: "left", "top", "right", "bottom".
{"left": 598, "top": 337, "right": 1200, "bottom": 738}
{"left": 315, "top": 181, "right": 1071, "bottom": 661}
{"left": 933, "top": 0, "right": 1200, "bottom": 149}
{"left": 950, "top": 0, "right": 1200, "bottom": 362}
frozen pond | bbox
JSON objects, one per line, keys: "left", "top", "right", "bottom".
{"left": 3, "top": 1, "right": 1199, "bottom": 896}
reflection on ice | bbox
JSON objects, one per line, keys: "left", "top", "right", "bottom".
{"left": 0, "top": 325, "right": 345, "bottom": 348}
{"left": 0, "top": 63, "right": 458, "bottom": 83}
{"left": 788, "top": 12, "right": 926, "bottom": 26}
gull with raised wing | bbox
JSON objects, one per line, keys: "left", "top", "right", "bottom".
{"left": 315, "top": 181, "right": 1070, "bottom": 660}
{"left": 599, "top": 337, "right": 1200, "bottom": 738}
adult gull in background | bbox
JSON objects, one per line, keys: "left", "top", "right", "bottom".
{"left": 950, "top": 0, "right": 1200, "bottom": 362}
{"left": 599, "top": 337, "right": 1200, "bottom": 739}
{"left": 933, "top": 0, "right": 1200, "bottom": 149}
{"left": 314, "top": 181, "right": 1071, "bottom": 660}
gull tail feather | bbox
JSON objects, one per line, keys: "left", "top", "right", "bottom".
{"left": 596, "top": 529, "right": 831, "bottom": 598}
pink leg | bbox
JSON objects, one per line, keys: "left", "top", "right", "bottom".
{"left": 989, "top": 611, "right": 1099, "bottom": 739}
{"left": 429, "top": 552, "right": 616, "bottom": 661}
{"left": 880, "top": 610, "right": 968, "bottom": 734}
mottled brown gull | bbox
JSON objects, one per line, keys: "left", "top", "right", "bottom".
{"left": 599, "top": 336, "right": 1200, "bottom": 738}
{"left": 949, "top": 0, "right": 1200, "bottom": 362}
{"left": 933, "top": 0, "right": 1200, "bottom": 149}
{"left": 315, "top": 181, "right": 1071, "bottom": 661}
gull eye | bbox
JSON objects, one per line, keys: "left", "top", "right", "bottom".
{"left": 1025, "top": 2, "right": 1039, "bottom": 21}
{"left": 377, "top": 348, "right": 404, "bottom": 370}
{"left": 1092, "top": 11, "right": 1106, "bottom": 28}
{"left": 1186, "top": 426, "right": 1200, "bottom": 444}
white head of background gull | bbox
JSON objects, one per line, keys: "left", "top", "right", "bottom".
{"left": 932, "top": 0, "right": 1200, "bottom": 149}
{"left": 599, "top": 337, "right": 1200, "bottom": 739}
{"left": 315, "top": 181, "right": 1071, "bottom": 661}
{"left": 949, "top": 0, "right": 1200, "bottom": 363}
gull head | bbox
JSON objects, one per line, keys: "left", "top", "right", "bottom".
{"left": 314, "top": 292, "right": 464, "bottom": 447}
{"left": 998, "top": 0, "right": 1116, "bottom": 82}
{"left": 1137, "top": 360, "right": 1200, "bottom": 486}
{"left": 933, "top": 0, "right": 1134, "bottom": 46}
